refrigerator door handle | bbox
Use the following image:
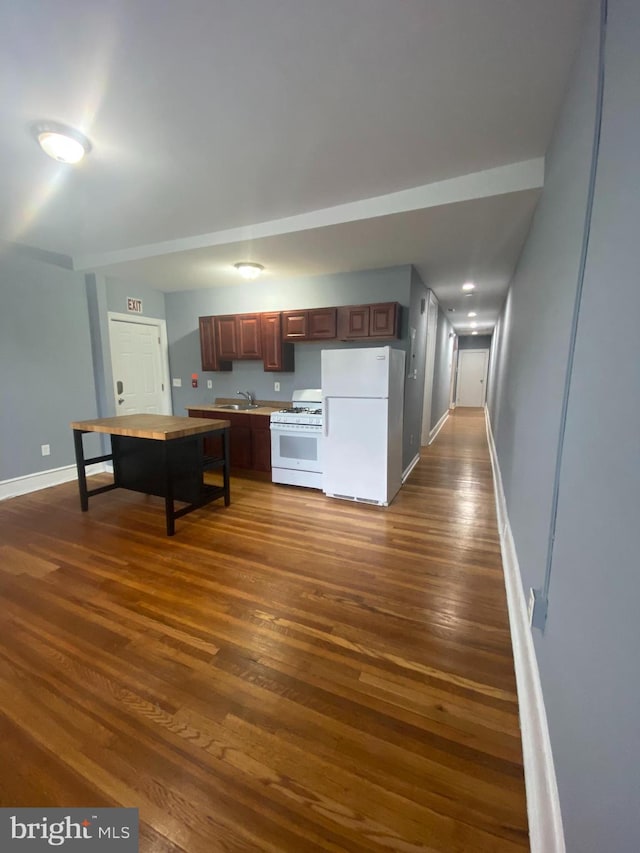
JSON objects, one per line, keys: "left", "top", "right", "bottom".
{"left": 324, "top": 398, "right": 329, "bottom": 436}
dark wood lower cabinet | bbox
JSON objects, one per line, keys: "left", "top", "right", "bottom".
{"left": 250, "top": 416, "right": 272, "bottom": 472}
{"left": 189, "top": 410, "right": 271, "bottom": 473}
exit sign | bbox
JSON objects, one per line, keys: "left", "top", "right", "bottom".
{"left": 127, "top": 297, "right": 143, "bottom": 314}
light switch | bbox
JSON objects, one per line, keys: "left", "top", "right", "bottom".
{"left": 172, "top": 378, "right": 182, "bottom": 388}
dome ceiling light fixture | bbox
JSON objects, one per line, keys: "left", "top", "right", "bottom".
{"left": 32, "top": 121, "right": 91, "bottom": 164}
{"left": 462, "top": 282, "right": 476, "bottom": 291}
{"left": 234, "top": 262, "right": 264, "bottom": 280}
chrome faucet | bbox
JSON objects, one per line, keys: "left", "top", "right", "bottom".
{"left": 237, "top": 390, "right": 256, "bottom": 404}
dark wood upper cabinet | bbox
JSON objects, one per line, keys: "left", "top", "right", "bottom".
{"left": 338, "top": 302, "right": 401, "bottom": 341}
{"left": 198, "top": 316, "right": 232, "bottom": 371}
{"left": 337, "top": 305, "right": 370, "bottom": 339}
{"left": 308, "top": 308, "right": 337, "bottom": 339}
{"left": 214, "top": 315, "right": 239, "bottom": 359}
{"left": 370, "top": 302, "right": 401, "bottom": 338}
{"left": 282, "top": 310, "right": 308, "bottom": 340}
{"left": 200, "top": 302, "right": 400, "bottom": 371}
{"left": 261, "top": 312, "right": 295, "bottom": 372}
{"left": 282, "top": 308, "right": 337, "bottom": 341}
{"left": 237, "top": 314, "right": 262, "bottom": 358}
{"left": 215, "top": 314, "right": 262, "bottom": 360}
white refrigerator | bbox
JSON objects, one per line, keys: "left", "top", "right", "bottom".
{"left": 321, "top": 346, "right": 405, "bottom": 506}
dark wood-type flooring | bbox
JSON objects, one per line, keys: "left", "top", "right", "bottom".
{"left": 0, "top": 408, "right": 528, "bottom": 852}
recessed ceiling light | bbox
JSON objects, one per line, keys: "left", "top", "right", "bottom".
{"left": 467, "top": 311, "right": 477, "bottom": 317}
{"left": 32, "top": 121, "right": 91, "bottom": 164}
{"left": 470, "top": 322, "right": 477, "bottom": 328}
{"left": 472, "top": 331, "right": 478, "bottom": 336}
{"left": 462, "top": 282, "right": 476, "bottom": 291}
{"left": 234, "top": 262, "right": 264, "bottom": 280}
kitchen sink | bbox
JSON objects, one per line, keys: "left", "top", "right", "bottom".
{"left": 216, "top": 403, "right": 259, "bottom": 410}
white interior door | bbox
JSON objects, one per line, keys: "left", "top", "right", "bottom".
{"left": 456, "top": 350, "right": 489, "bottom": 407}
{"left": 108, "top": 316, "right": 170, "bottom": 415}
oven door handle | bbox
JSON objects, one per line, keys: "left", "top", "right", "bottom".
{"left": 323, "top": 398, "right": 329, "bottom": 437}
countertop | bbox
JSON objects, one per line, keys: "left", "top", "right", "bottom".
{"left": 71, "top": 414, "right": 231, "bottom": 441}
{"left": 185, "top": 404, "right": 283, "bottom": 417}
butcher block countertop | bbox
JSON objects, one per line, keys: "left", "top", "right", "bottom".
{"left": 70, "top": 414, "right": 230, "bottom": 441}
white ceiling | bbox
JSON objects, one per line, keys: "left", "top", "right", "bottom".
{"left": 0, "top": 0, "right": 588, "bottom": 331}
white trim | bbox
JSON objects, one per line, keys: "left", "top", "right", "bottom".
{"left": 485, "top": 406, "right": 565, "bottom": 853}
{"left": 428, "top": 409, "right": 449, "bottom": 445}
{"left": 0, "top": 463, "right": 109, "bottom": 502}
{"left": 107, "top": 312, "right": 172, "bottom": 415}
{"left": 402, "top": 453, "right": 420, "bottom": 483}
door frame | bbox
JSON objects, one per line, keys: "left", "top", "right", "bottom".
{"left": 420, "top": 291, "right": 439, "bottom": 445}
{"left": 456, "top": 348, "right": 489, "bottom": 407}
{"left": 107, "top": 312, "right": 173, "bottom": 415}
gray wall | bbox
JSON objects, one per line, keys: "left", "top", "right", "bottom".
{"left": 0, "top": 248, "right": 99, "bottom": 481}
{"left": 430, "top": 304, "right": 455, "bottom": 429}
{"left": 488, "top": 1, "right": 640, "bottom": 850}
{"left": 458, "top": 334, "right": 491, "bottom": 350}
{"left": 164, "top": 265, "right": 422, "bottom": 470}
{"left": 488, "top": 0, "right": 598, "bottom": 599}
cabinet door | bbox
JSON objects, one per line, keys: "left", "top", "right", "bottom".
{"left": 308, "top": 308, "right": 337, "bottom": 339}
{"left": 224, "top": 411, "right": 252, "bottom": 468}
{"left": 337, "top": 305, "right": 370, "bottom": 339}
{"left": 370, "top": 302, "right": 400, "bottom": 338}
{"left": 261, "top": 313, "right": 295, "bottom": 372}
{"left": 282, "top": 311, "right": 309, "bottom": 340}
{"left": 250, "top": 415, "right": 272, "bottom": 472}
{"left": 237, "top": 314, "right": 262, "bottom": 358}
{"left": 215, "top": 315, "right": 239, "bottom": 359}
{"left": 199, "top": 316, "right": 232, "bottom": 371}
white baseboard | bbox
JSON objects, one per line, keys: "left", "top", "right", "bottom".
{"left": 402, "top": 453, "right": 420, "bottom": 483}
{"left": 428, "top": 409, "right": 449, "bottom": 445}
{"left": 0, "top": 463, "right": 108, "bottom": 502}
{"left": 484, "top": 407, "right": 565, "bottom": 853}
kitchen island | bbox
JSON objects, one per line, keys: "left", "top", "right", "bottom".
{"left": 70, "top": 414, "right": 231, "bottom": 535}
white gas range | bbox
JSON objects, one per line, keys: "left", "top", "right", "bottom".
{"left": 270, "top": 389, "right": 323, "bottom": 489}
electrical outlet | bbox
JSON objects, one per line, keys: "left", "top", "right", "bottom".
{"left": 172, "top": 378, "right": 182, "bottom": 388}
{"left": 274, "top": 381, "right": 280, "bottom": 392}
{"left": 41, "top": 444, "right": 50, "bottom": 456}
{"left": 207, "top": 380, "right": 213, "bottom": 389}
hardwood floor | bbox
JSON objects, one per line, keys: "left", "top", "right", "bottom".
{"left": 0, "top": 409, "right": 528, "bottom": 852}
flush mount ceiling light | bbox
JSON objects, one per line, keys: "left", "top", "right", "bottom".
{"left": 470, "top": 321, "right": 478, "bottom": 328}
{"left": 472, "top": 331, "right": 478, "bottom": 336}
{"left": 32, "top": 121, "right": 91, "bottom": 164}
{"left": 462, "top": 282, "right": 476, "bottom": 291}
{"left": 234, "top": 262, "right": 264, "bottom": 280}
{"left": 467, "top": 311, "right": 477, "bottom": 317}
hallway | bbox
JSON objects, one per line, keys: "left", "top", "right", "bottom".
{"left": 0, "top": 409, "right": 527, "bottom": 852}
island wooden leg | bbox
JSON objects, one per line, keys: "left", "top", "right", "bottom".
{"left": 73, "top": 429, "right": 89, "bottom": 511}
{"left": 223, "top": 427, "right": 231, "bottom": 506}
{"left": 163, "top": 443, "right": 176, "bottom": 536}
